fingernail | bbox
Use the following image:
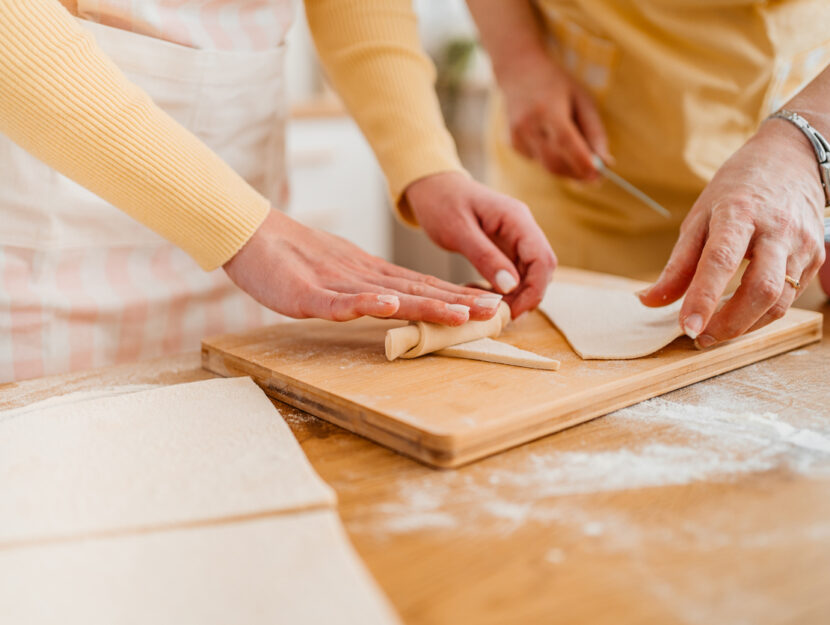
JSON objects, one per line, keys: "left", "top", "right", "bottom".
{"left": 447, "top": 304, "right": 470, "bottom": 317}
{"left": 495, "top": 270, "right": 518, "bottom": 294}
{"left": 696, "top": 334, "right": 716, "bottom": 349}
{"left": 475, "top": 295, "right": 502, "bottom": 309}
{"left": 377, "top": 294, "right": 399, "bottom": 306}
{"left": 635, "top": 287, "right": 651, "bottom": 299}
{"left": 683, "top": 314, "right": 703, "bottom": 340}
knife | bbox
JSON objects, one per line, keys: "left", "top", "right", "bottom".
{"left": 592, "top": 155, "right": 672, "bottom": 219}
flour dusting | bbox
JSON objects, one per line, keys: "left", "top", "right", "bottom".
{"left": 361, "top": 390, "right": 830, "bottom": 536}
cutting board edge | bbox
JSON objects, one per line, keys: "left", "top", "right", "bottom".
{"left": 437, "top": 311, "right": 823, "bottom": 467}
{"left": 200, "top": 304, "right": 823, "bottom": 469}
{"left": 200, "top": 347, "right": 462, "bottom": 467}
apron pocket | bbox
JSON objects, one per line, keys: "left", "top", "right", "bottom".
{"left": 536, "top": 7, "right": 618, "bottom": 101}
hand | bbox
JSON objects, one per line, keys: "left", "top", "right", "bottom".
{"left": 638, "top": 120, "right": 827, "bottom": 347}
{"left": 404, "top": 172, "right": 557, "bottom": 317}
{"left": 500, "top": 51, "right": 610, "bottom": 180}
{"left": 224, "top": 209, "right": 504, "bottom": 325}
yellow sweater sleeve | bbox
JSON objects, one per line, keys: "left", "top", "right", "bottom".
{"left": 304, "top": 0, "right": 467, "bottom": 225}
{"left": 0, "top": 0, "right": 269, "bottom": 270}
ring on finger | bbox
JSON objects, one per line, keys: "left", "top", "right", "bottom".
{"left": 784, "top": 274, "right": 801, "bottom": 290}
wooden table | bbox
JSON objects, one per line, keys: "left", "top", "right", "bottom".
{"left": 3, "top": 289, "right": 829, "bottom": 625}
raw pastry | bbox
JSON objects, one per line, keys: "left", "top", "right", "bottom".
{"left": 539, "top": 282, "right": 685, "bottom": 359}
{"left": 437, "top": 338, "right": 560, "bottom": 370}
{"left": 0, "top": 510, "right": 400, "bottom": 625}
{"left": 386, "top": 301, "right": 511, "bottom": 360}
{"left": 0, "top": 377, "right": 335, "bottom": 547}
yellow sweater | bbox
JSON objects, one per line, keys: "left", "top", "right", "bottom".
{"left": 0, "top": 0, "right": 463, "bottom": 270}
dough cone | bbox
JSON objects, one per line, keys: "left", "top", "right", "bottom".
{"left": 385, "top": 302, "right": 511, "bottom": 361}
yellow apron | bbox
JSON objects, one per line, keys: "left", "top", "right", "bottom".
{"left": 487, "top": 0, "right": 830, "bottom": 280}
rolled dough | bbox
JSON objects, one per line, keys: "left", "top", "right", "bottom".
{"left": 0, "top": 377, "right": 335, "bottom": 547}
{"left": 385, "top": 302, "right": 511, "bottom": 360}
{"left": 539, "top": 282, "right": 685, "bottom": 360}
{"left": 437, "top": 338, "right": 560, "bottom": 370}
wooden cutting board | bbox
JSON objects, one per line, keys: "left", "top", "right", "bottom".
{"left": 201, "top": 268, "right": 823, "bottom": 468}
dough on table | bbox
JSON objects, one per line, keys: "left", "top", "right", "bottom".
{"left": 539, "top": 282, "right": 686, "bottom": 360}
{"left": 437, "top": 338, "right": 560, "bottom": 370}
{"left": 0, "top": 377, "right": 335, "bottom": 547}
{"left": 0, "top": 509, "right": 400, "bottom": 625}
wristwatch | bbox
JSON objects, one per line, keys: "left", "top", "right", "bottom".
{"left": 768, "top": 109, "right": 830, "bottom": 207}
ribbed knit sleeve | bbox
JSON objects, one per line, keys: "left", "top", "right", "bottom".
{"left": 304, "top": 0, "right": 467, "bottom": 225}
{"left": 0, "top": 0, "right": 270, "bottom": 270}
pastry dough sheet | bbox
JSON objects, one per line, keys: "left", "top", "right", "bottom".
{"left": 438, "top": 338, "right": 560, "bottom": 370}
{"left": 0, "top": 510, "right": 400, "bottom": 625}
{"left": 0, "top": 377, "right": 335, "bottom": 546}
{"left": 539, "top": 282, "right": 685, "bottom": 360}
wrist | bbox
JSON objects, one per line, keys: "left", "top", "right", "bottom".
{"left": 758, "top": 117, "right": 827, "bottom": 207}
{"left": 493, "top": 46, "right": 559, "bottom": 91}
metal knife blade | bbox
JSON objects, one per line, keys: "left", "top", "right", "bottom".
{"left": 592, "top": 155, "right": 672, "bottom": 219}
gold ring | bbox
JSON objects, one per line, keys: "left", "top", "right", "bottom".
{"left": 785, "top": 275, "right": 801, "bottom": 289}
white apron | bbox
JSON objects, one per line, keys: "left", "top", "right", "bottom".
{"left": 0, "top": 18, "right": 289, "bottom": 382}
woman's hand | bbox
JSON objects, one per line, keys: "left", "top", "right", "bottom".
{"left": 638, "top": 119, "right": 827, "bottom": 347}
{"left": 500, "top": 52, "right": 611, "bottom": 180}
{"left": 224, "top": 209, "right": 504, "bottom": 325}
{"left": 404, "top": 172, "right": 557, "bottom": 317}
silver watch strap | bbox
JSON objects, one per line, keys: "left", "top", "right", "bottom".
{"left": 825, "top": 217, "right": 830, "bottom": 244}
{"left": 768, "top": 109, "right": 830, "bottom": 207}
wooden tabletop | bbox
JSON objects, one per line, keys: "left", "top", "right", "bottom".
{"left": 3, "top": 288, "right": 829, "bottom": 625}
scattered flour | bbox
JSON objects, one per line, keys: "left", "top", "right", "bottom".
{"left": 363, "top": 391, "right": 830, "bottom": 536}
{"left": 545, "top": 548, "right": 566, "bottom": 565}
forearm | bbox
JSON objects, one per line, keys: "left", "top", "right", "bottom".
{"left": 760, "top": 65, "right": 830, "bottom": 213}
{"left": 783, "top": 66, "right": 830, "bottom": 133}
{"left": 0, "top": 0, "right": 269, "bottom": 270}
{"left": 465, "top": 0, "right": 550, "bottom": 85}
{"left": 304, "top": 0, "right": 464, "bottom": 223}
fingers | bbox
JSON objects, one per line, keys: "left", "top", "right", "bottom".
{"left": 678, "top": 217, "right": 754, "bottom": 339}
{"left": 639, "top": 212, "right": 707, "bottom": 308}
{"left": 744, "top": 245, "right": 822, "bottom": 334}
{"left": 535, "top": 120, "right": 598, "bottom": 180}
{"left": 364, "top": 274, "right": 503, "bottom": 321}
{"left": 574, "top": 89, "right": 610, "bottom": 163}
{"left": 309, "top": 291, "right": 401, "bottom": 322}
{"left": 392, "top": 294, "right": 474, "bottom": 325}
{"left": 744, "top": 269, "right": 801, "bottom": 335}
{"left": 503, "top": 229, "right": 557, "bottom": 317}
{"left": 307, "top": 289, "right": 475, "bottom": 325}
{"left": 695, "top": 237, "right": 787, "bottom": 346}
{"left": 465, "top": 193, "right": 557, "bottom": 317}
{"left": 378, "top": 261, "right": 495, "bottom": 299}
{"left": 450, "top": 222, "right": 522, "bottom": 297}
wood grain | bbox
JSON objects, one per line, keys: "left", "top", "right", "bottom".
{"left": 2, "top": 283, "right": 828, "bottom": 624}
{"left": 201, "top": 268, "right": 822, "bottom": 467}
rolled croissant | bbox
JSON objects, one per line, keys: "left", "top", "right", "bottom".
{"left": 385, "top": 302, "right": 511, "bottom": 361}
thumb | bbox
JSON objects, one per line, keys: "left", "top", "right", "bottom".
{"left": 456, "top": 226, "right": 521, "bottom": 295}
{"left": 638, "top": 218, "right": 706, "bottom": 307}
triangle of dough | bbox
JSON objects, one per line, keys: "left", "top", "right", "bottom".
{"left": 538, "top": 282, "right": 685, "bottom": 360}
{"left": 437, "top": 338, "right": 560, "bottom": 370}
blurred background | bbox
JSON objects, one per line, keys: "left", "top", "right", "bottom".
{"left": 284, "top": 0, "right": 491, "bottom": 284}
